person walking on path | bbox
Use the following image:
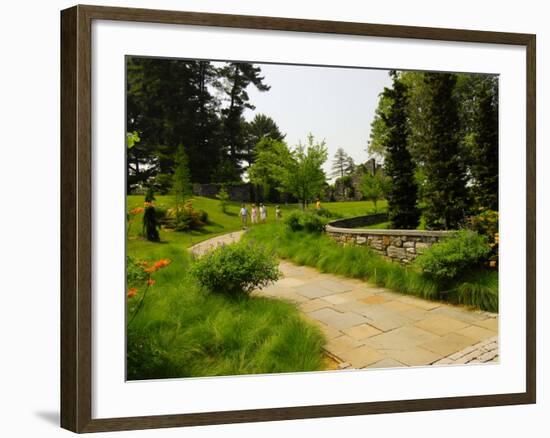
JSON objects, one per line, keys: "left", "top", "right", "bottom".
{"left": 260, "top": 203, "right": 267, "bottom": 223}
{"left": 251, "top": 204, "right": 258, "bottom": 224}
{"left": 239, "top": 204, "right": 248, "bottom": 229}
{"left": 316, "top": 199, "right": 322, "bottom": 210}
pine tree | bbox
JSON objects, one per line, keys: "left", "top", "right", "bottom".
{"left": 421, "top": 73, "right": 470, "bottom": 229}
{"left": 383, "top": 73, "right": 420, "bottom": 229}
{"left": 172, "top": 145, "right": 192, "bottom": 208}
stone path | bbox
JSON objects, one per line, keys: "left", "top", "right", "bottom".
{"left": 189, "top": 231, "right": 499, "bottom": 370}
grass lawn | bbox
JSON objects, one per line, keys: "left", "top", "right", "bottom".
{"left": 244, "top": 223, "right": 498, "bottom": 312}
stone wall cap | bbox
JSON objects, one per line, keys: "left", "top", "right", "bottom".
{"left": 326, "top": 225, "right": 456, "bottom": 237}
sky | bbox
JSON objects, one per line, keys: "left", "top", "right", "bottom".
{"left": 241, "top": 63, "right": 392, "bottom": 179}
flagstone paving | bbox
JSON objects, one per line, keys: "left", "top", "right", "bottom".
{"left": 190, "top": 231, "right": 499, "bottom": 370}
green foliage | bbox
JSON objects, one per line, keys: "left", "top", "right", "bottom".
{"left": 414, "top": 230, "right": 492, "bottom": 281}
{"left": 280, "top": 134, "right": 328, "bottom": 208}
{"left": 126, "top": 256, "right": 147, "bottom": 285}
{"left": 244, "top": 224, "right": 498, "bottom": 312}
{"left": 314, "top": 207, "right": 338, "bottom": 219}
{"left": 381, "top": 73, "right": 421, "bottom": 229}
{"left": 360, "top": 170, "right": 390, "bottom": 211}
{"left": 144, "top": 186, "right": 155, "bottom": 203}
{"left": 284, "top": 210, "right": 327, "bottom": 233}
{"left": 191, "top": 242, "right": 280, "bottom": 298}
{"left": 420, "top": 73, "right": 470, "bottom": 229}
{"left": 248, "top": 138, "right": 292, "bottom": 200}
{"left": 172, "top": 145, "right": 192, "bottom": 202}
{"left": 216, "top": 187, "right": 230, "bottom": 213}
{"left": 126, "top": 131, "right": 140, "bottom": 149}
{"left": 154, "top": 173, "right": 173, "bottom": 194}
{"left": 164, "top": 201, "right": 207, "bottom": 231}
{"left": 243, "top": 113, "right": 286, "bottom": 168}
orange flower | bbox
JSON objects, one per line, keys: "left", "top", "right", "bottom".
{"left": 153, "top": 258, "right": 171, "bottom": 270}
{"left": 147, "top": 279, "right": 156, "bottom": 286}
{"left": 129, "top": 207, "right": 144, "bottom": 215}
{"left": 127, "top": 287, "right": 138, "bottom": 298}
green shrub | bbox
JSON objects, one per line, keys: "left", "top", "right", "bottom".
{"left": 191, "top": 242, "right": 280, "bottom": 298}
{"left": 126, "top": 256, "right": 147, "bottom": 285}
{"left": 216, "top": 187, "right": 230, "bottom": 213}
{"left": 414, "top": 230, "right": 492, "bottom": 281}
{"left": 285, "top": 210, "right": 327, "bottom": 233}
{"left": 163, "top": 201, "right": 207, "bottom": 231}
{"left": 314, "top": 207, "right": 337, "bottom": 219}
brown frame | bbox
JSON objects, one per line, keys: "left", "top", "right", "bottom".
{"left": 60, "top": 4, "right": 536, "bottom": 433}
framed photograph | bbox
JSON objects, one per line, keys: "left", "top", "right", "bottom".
{"left": 60, "top": 4, "right": 536, "bottom": 433}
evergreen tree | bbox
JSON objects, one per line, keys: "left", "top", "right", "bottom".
{"left": 457, "top": 75, "right": 499, "bottom": 211}
{"left": 218, "top": 63, "right": 271, "bottom": 178}
{"left": 420, "top": 73, "right": 470, "bottom": 229}
{"left": 331, "top": 148, "right": 354, "bottom": 179}
{"left": 382, "top": 73, "right": 420, "bottom": 229}
{"left": 172, "top": 145, "right": 192, "bottom": 205}
{"left": 243, "top": 114, "right": 285, "bottom": 168}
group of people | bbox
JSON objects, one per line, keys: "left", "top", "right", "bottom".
{"left": 239, "top": 203, "right": 282, "bottom": 228}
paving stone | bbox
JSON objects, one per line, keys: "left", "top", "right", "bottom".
{"left": 382, "top": 300, "right": 419, "bottom": 313}
{"left": 384, "top": 347, "right": 443, "bottom": 366}
{"left": 401, "top": 308, "right": 431, "bottom": 322}
{"left": 299, "top": 299, "right": 331, "bottom": 313}
{"left": 430, "top": 305, "right": 489, "bottom": 324}
{"left": 293, "top": 283, "right": 335, "bottom": 298}
{"left": 276, "top": 277, "right": 307, "bottom": 288}
{"left": 397, "top": 295, "right": 442, "bottom": 310}
{"left": 317, "top": 323, "right": 344, "bottom": 340}
{"left": 336, "top": 289, "right": 377, "bottom": 301}
{"left": 314, "top": 279, "right": 355, "bottom": 293}
{"left": 338, "top": 345, "right": 386, "bottom": 368}
{"left": 308, "top": 308, "right": 368, "bottom": 330}
{"left": 342, "top": 323, "right": 383, "bottom": 340}
{"left": 420, "top": 332, "right": 477, "bottom": 357}
{"left": 474, "top": 318, "right": 499, "bottom": 332}
{"left": 323, "top": 293, "right": 358, "bottom": 305}
{"left": 367, "top": 358, "right": 406, "bottom": 369}
{"left": 325, "top": 335, "right": 364, "bottom": 357}
{"left": 364, "top": 326, "right": 439, "bottom": 350}
{"left": 456, "top": 325, "right": 497, "bottom": 343}
{"left": 360, "top": 295, "right": 389, "bottom": 305}
{"left": 355, "top": 306, "right": 414, "bottom": 332}
{"left": 414, "top": 315, "right": 471, "bottom": 336}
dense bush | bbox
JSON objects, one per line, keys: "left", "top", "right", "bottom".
{"left": 191, "top": 243, "right": 280, "bottom": 298}
{"left": 163, "top": 200, "right": 207, "bottom": 231}
{"left": 285, "top": 210, "right": 327, "bottom": 233}
{"left": 414, "top": 230, "right": 492, "bottom": 281}
{"left": 467, "top": 209, "right": 499, "bottom": 266}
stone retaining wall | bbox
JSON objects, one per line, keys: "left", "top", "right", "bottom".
{"left": 326, "top": 216, "right": 454, "bottom": 263}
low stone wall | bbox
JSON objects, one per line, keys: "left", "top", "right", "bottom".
{"left": 328, "top": 213, "right": 388, "bottom": 229}
{"left": 326, "top": 217, "right": 454, "bottom": 263}
{"left": 192, "top": 183, "right": 251, "bottom": 202}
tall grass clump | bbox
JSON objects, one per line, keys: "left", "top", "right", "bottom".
{"left": 127, "top": 248, "right": 326, "bottom": 380}
{"left": 244, "top": 223, "right": 497, "bottom": 312}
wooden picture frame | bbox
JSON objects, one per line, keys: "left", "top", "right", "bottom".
{"left": 60, "top": 4, "right": 536, "bottom": 433}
